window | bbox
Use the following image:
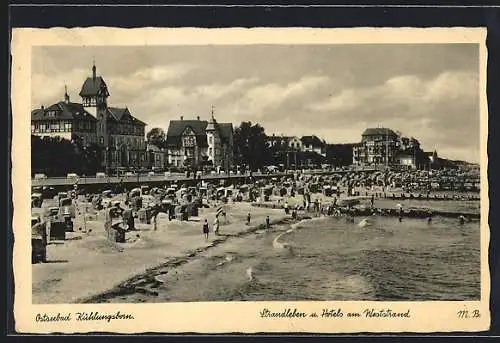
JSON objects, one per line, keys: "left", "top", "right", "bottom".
{"left": 64, "top": 121, "right": 72, "bottom": 132}
{"left": 31, "top": 124, "right": 35, "bottom": 133}
{"left": 50, "top": 122, "right": 60, "bottom": 132}
{"left": 209, "top": 147, "right": 213, "bottom": 155}
{"left": 100, "top": 136, "right": 104, "bottom": 144}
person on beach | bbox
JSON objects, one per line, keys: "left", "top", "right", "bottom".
{"left": 203, "top": 219, "right": 210, "bottom": 240}
{"left": 122, "top": 206, "right": 135, "bottom": 231}
{"left": 284, "top": 201, "right": 289, "bottom": 215}
{"left": 247, "top": 212, "right": 251, "bottom": 225}
{"left": 213, "top": 215, "right": 220, "bottom": 235}
{"left": 370, "top": 194, "right": 375, "bottom": 209}
{"left": 266, "top": 215, "right": 271, "bottom": 229}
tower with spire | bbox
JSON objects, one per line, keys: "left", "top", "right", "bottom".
{"left": 79, "top": 61, "right": 111, "bottom": 170}
{"left": 64, "top": 85, "right": 70, "bottom": 104}
{"left": 79, "top": 61, "right": 109, "bottom": 117}
{"left": 205, "top": 105, "right": 220, "bottom": 165}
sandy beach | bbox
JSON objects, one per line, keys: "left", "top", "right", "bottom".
{"left": 32, "top": 200, "right": 289, "bottom": 304}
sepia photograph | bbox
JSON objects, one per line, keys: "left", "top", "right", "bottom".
{"left": 12, "top": 27, "right": 490, "bottom": 333}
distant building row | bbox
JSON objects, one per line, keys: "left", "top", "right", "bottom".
{"left": 352, "top": 127, "right": 438, "bottom": 169}
{"left": 30, "top": 64, "right": 440, "bottom": 172}
{"left": 263, "top": 128, "right": 440, "bottom": 170}
{"left": 266, "top": 134, "right": 327, "bottom": 156}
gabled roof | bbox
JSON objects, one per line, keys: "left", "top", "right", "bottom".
{"left": 31, "top": 102, "right": 97, "bottom": 122}
{"left": 301, "top": 135, "right": 324, "bottom": 147}
{"left": 166, "top": 119, "right": 233, "bottom": 148}
{"left": 166, "top": 120, "right": 209, "bottom": 148}
{"left": 107, "top": 107, "right": 147, "bottom": 126}
{"left": 362, "top": 128, "right": 397, "bottom": 137}
{"left": 108, "top": 107, "right": 127, "bottom": 121}
{"left": 79, "top": 76, "right": 109, "bottom": 97}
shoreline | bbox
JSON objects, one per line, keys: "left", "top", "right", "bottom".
{"left": 33, "top": 195, "right": 479, "bottom": 304}
{"left": 76, "top": 212, "right": 308, "bottom": 303}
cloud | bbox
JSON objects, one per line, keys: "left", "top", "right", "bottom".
{"left": 192, "top": 77, "right": 260, "bottom": 101}
{"left": 109, "top": 63, "right": 198, "bottom": 99}
{"left": 31, "top": 68, "right": 89, "bottom": 108}
{"left": 223, "top": 75, "right": 332, "bottom": 120}
{"left": 304, "top": 70, "right": 479, "bottom": 161}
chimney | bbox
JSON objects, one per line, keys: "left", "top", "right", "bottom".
{"left": 180, "top": 116, "right": 183, "bottom": 121}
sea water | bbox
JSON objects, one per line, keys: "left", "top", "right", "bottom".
{"left": 150, "top": 210, "right": 480, "bottom": 302}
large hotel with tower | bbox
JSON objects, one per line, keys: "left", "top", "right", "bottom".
{"left": 31, "top": 63, "right": 234, "bottom": 172}
{"left": 31, "top": 63, "right": 147, "bottom": 173}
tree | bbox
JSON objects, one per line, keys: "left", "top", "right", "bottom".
{"left": 233, "top": 121, "right": 272, "bottom": 171}
{"left": 31, "top": 135, "right": 102, "bottom": 177}
{"left": 81, "top": 143, "right": 102, "bottom": 175}
{"left": 31, "top": 135, "right": 78, "bottom": 176}
{"left": 146, "top": 127, "right": 166, "bottom": 148}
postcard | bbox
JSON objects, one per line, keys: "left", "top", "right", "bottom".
{"left": 11, "top": 27, "right": 490, "bottom": 333}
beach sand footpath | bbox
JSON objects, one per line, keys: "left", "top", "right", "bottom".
{"left": 31, "top": 201, "right": 287, "bottom": 304}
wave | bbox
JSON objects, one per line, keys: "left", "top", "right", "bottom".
{"left": 357, "top": 218, "right": 373, "bottom": 228}
{"left": 290, "top": 216, "right": 329, "bottom": 230}
{"left": 216, "top": 254, "right": 235, "bottom": 267}
{"left": 246, "top": 266, "right": 254, "bottom": 281}
{"left": 272, "top": 233, "right": 289, "bottom": 249}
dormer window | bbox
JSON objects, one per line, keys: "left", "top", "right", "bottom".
{"left": 45, "top": 110, "right": 57, "bottom": 117}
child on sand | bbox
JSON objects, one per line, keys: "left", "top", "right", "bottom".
{"left": 203, "top": 219, "right": 210, "bottom": 240}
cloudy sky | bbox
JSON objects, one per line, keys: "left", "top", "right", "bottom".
{"left": 32, "top": 44, "right": 480, "bottom": 163}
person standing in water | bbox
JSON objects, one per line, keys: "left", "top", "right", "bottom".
{"left": 398, "top": 205, "right": 404, "bottom": 222}
{"left": 202, "top": 219, "right": 210, "bottom": 240}
{"left": 266, "top": 215, "right": 270, "bottom": 229}
{"left": 459, "top": 215, "right": 466, "bottom": 225}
